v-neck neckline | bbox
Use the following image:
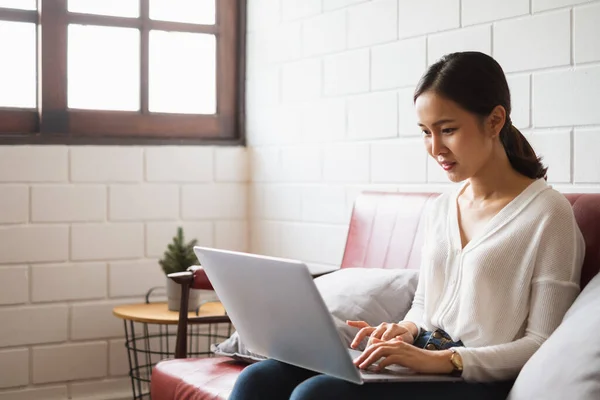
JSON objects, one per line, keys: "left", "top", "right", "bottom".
{"left": 451, "top": 179, "right": 547, "bottom": 253}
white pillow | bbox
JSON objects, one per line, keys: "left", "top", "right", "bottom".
{"left": 212, "top": 268, "right": 419, "bottom": 362}
{"left": 508, "top": 272, "right": 600, "bottom": 400}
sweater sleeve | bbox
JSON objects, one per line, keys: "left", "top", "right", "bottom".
{"left": 454, "top": 199, "right": 585, "bottom": 382}
{"left": 401, "top": 264, "right": 426, "bottom": 332}
{"left": 401, "top": 198, "right": 434, "bottom": 333}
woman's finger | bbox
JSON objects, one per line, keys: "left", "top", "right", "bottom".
{"left": 350, "top": 326, "right": 375, "bottom": 349}
{"left": 381, "top": 324, "right": 405, "bottom": 341}
{"left": 369, "top": 324, "right": 389, "bottom": 341}
{"left": 352, "top": 336, "right": 387, "bottom": 366}
{"left": 375, "top": 354, "right": 404, "bottom": 371}
{"left": 346, "top": 320, "right": 370, "bottom": 328}
{"left": 358, "top": 344, "right": 395, "bottom": 369}
{"left": 352, "top": 339, "right": 379, "bottom": 366}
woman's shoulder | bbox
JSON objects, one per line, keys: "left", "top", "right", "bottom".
{"left": 532, "top": 182, "right": 575, "bottom": 216}
{"left": 527, "top": 182, "right": 579, "bottom": 229}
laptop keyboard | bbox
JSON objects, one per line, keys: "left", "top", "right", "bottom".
{"left": 360, "top": 366, "right": 383, "bottom": 374}
{"left": 360, "top": 369, "right": 380, "bottom": 375}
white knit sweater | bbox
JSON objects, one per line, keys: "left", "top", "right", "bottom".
{"left": 403, "top": 179, "right": 585, "bottom": 382}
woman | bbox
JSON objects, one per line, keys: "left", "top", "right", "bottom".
{"left": 229, "top": 52, "right": 585, "bottom": 399}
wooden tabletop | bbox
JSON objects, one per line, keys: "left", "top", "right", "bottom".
{"left": 112, "top": 302, "right": 228, "bottom": 324}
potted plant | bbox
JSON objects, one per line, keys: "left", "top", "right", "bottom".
{"left": 159, "top": 227, "right": 202, "bottom": 311}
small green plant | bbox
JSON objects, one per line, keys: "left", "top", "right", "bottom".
{"left": 159, "top": 227, "right": 199, "bottom": 275}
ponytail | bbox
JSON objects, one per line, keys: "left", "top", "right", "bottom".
{"left": 499, "top": 119, "right": 547, "bottom": 180}
{"left": 500, "top": 118, "right": 548, "bottom": 179}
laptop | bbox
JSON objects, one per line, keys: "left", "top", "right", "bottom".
{"left": 193, "top": 246, "right": 462, "bottom": 384}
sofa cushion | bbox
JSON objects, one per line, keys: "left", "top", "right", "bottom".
{"left": 212, "top": 268, "right": 420, "bottom": 362}
{"left": 508, "top": 272, "right": 600, "bottom": 400}
{"left": 315, "top": 267, "right": 420, "bottom": 350}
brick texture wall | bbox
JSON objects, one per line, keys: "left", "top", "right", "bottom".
{"left": 0, "top": 146, "right": 248, "bottom": 399}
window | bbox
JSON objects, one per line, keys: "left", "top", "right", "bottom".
{"left": 0, "top": 0, "right": 245, "bottom": 144}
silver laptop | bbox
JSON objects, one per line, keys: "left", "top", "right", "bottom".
{"left": 193, "top": 246, "right": 462, "bottom": 384}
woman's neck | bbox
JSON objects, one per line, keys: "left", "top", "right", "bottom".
{"left": 464, "top": 146, "right": 533, "bottom": 203}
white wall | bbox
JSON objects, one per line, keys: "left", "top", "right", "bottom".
{"left": 0, "top": 145, "right": 248, "bottom": 399}
{"left": 246, "top": 0, "right": 600, "bottom": 270}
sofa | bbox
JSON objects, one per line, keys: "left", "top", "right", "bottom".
{"left": 151, "top": 191, "right": 600, "bottom": 400}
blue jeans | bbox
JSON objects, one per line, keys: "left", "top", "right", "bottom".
{"left": 229, "top": 359, "right": 514, "bottom": 400}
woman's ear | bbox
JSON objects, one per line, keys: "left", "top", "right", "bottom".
{"left": 487, "top": 105, "right": 506, "bottom": 138}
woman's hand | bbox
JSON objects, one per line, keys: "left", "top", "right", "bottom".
{"left": 346, "top": 320, "right": 417, "bottom": 349}
{"left": 352, "top": 337, "right": 455, "bottom": 374}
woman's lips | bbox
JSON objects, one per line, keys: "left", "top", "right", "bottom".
{"left": 440, "top": 162, "right": 456, "bottom": 171}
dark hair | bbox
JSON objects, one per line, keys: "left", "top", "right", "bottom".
{"left": 414, "top": 52, "right": 547, "bottom": 180}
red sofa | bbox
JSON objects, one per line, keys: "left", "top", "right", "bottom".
{"left": 151, "top": 191, "right": 600, "bottom": 400}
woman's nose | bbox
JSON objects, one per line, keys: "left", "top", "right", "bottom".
{"left": 430, "top": 134, "right": 445, "bottom": 156}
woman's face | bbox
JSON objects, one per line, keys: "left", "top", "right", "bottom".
{"left": 415, "top": 91, "right": 496, "bottom": 183}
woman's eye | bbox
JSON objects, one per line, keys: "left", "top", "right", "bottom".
{"left": 442, "top": 128, "right": 456, "bottom": 134}
{"left": 422, "top": 130, "right": 431, "bottom": 136}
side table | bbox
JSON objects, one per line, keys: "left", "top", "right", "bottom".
{"left": 113, "top": 301, "right": 232, "bottom": 400}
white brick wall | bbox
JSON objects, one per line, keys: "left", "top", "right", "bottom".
{"left": 282, "top": 58, "right": 322, "bottom": 103}
{"left": 533, "top": 0, "right": 594, "bottom": 12}
{"left": 494, "top": 11, "right": 571, "bottom": 72}
{"left": 534, "top": 66, "right": 600, "bottom": 127}
{"left": 347, "top": 0, "right": 398, "bottom": 48}
{"left": 574, "top": 3, "right": 600, "bottom": 63}
{"left": 108, "top": 339, "right": 129, "bottom": 377}
{"left": 574, "top": 128, "right": 600, "bottom": 182}
{"left": 0, "top": 185, "right": 28, "bottom": 223}
{"left": 371, "top": 140, "right": 428, "bottom": 183}
{"left": 71, "top": 223, "right": 145, "bottom": 261}
{"left": 303, "top": 9, "right": 346, "bottom": 57}
{"left": 31, "top": 263, "right": 107, "bottom": 302}
{"left": 0, "top": 305, "right": 68, "bottom": 347}
{"left": 427, "top": 25, "right": 492, "bottom": 64}
{"left": 109, "top": 259, "right": 167, "bottom": 298}
{"left": 70, "top": 147, "right": 143, "bottom": 182}
{"left": 462, "top": 0, "right": 529, "bottom": 25}
{"left": 398, "top": 0, "right": 460, "bottom": 38}
{"left": 371, "top": 37, "right": 426, "bottom": 90}
{"left": 145, "top": 147, "right": 213, "bottom": 182}
{"left": 324, "top": 49, "right": 370, "bottom": 95}
{"left": 0, "top": 146, "right": 248, "bottom": 397}
{"left": 348, "top": 91, "right": 398, "bottom": 139}
{"left": 506, "top": 74, "right": 531, "bottom": 129}
{"left": 282, "top": 0, "right": 322, "bottom": 21}
{"left": 32, "top": 342, "right": 107, "bottom": 384}
{"left": 70, "top": 378, "right": 131, "bottom": 400}
{"left": 0, "top": 386, "right": 68, "bottom": 400}
{"left": 0, "top": 348, "right": 28, "bottom": 389}
{"left": 109, "top": 184, "right": 179, "bottom": 221}
{"left": 246, "top": 0, "right": 600, "bottom": 273}
{"left": 0, "top": 266, "right": 28, "bottom": 305}
{"left": 31, "top": 185, "right": 106, "bottom": 222}
{"left": 0, "top": 146, "right": 67, "bottom": 182}
{"left": 0, "top": 226, "right": 69, "bottom": 264}
{"left": 70, "top": 301, "right": 125, "bottom": 340}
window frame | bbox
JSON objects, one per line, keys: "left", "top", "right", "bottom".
{"left": 0, "top": 0, "right": 246, "bottom": 145}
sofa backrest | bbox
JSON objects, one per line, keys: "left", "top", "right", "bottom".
{"left": 341, "top": 191, "right": 600, "bottom": 290}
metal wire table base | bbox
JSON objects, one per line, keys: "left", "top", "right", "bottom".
{"left": 123, "top": 319, "right": 232, "bottom": 399}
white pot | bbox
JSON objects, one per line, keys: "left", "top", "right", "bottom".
{"left": 166, "top": 276, "right": 202, "bottom": 312}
